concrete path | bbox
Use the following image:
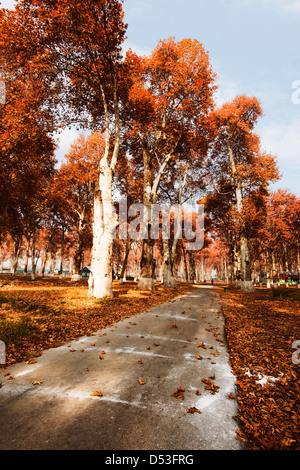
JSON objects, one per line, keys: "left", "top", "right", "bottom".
{"left": 0, "top": 286, "right": 246, "bottom": 450}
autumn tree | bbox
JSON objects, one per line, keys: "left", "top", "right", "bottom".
{"left": 0, "top": 73, "right": 56, "bottom": 274}
{"left": 0, "top": 0, "right": 131, "bottom": 298}
{"left": 256, "top": 190, "right": 300, "bottom": 283}
{"left": 56, "top": 132, "right": 102, "bottom": 280}
{"left": 206, "top": 95, "right": 280, "bottom": 290}
{"left": 125, "top": 38, "right": 216, "bottom": 290}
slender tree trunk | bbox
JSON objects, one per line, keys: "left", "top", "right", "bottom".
{"left": 11, "top": 237, "right": 22, "bottom": 275}
{"left": 271, "top": 250, "right": 277, "bottom": 284}
{"left": 72, "top": 216, "right": 85, "bottom": 281}
{"left": 24, "top": 237, "right": 30, "bottom": 274}
{"left": 90, "top": 77, "right": 120, "bottom": 299}
{"left": 162, "top": 171, "right": 185, "bottom": 288}
{"left": 138, "top": 149, "right": 156, "bottom": 291}
{"left": 119, "top": 240, "right": 131, "bottom": 284}
{"left": 227, "top": 139, "right": 254, "bottom": 291}
{"left": 31, "top": 230, "right": 36, "bottom": 280}
{"left": 58, "top": 227, "right": 65, "bottom": 276}
{"left": 71, "top": 237, "right": 83, "bottom": 281}
{"left": 40, "top": 244, "right": 50, "bottom": 277}
{"left": 233, "top": 238, "right": 239, "bottom": 281}
{"left": 240, "top": 233, "right": 251, "bottom": 282}
{"left": 181, "top": 240, "right": 189, "bottom": 282}
{"left": 188, "top": 251, "right": 196, "bottom": 283}
{"left": 162, "top": 239, "right": 177, "bottom": 287}
{"left": 138, "top": 237, "right": 156, "bottom": 290}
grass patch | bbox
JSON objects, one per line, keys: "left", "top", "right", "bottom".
{"left": 272, "top": 287, "right": 300, "bottom": 301}
{"left": 0, "top": 317, "right": 41, "bottom": 346}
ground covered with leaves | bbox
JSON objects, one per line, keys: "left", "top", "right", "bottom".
{"left": 1, "top": 276, "right": 299, "bottom": 450}
{"left": 0, "top": 276, "right": 192, "bottom": 366}
{"left": 220, "top": 285, "right": 300, "bottom": 450}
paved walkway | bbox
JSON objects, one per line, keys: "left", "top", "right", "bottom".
{"left": 0, "top": 286, "right": 247, "bottom": 450}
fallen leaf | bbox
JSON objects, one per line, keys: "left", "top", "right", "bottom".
{"left": 91, "top": 390, "right": 103, "bottom": 397}
{"left": 187, "top": 407, "right": 201, "bottom": 414}
{"left": 172, "top": 387, "right": 185, "bottom": 399}
{"left": 138, "top": 378, "right": 146, "bottom": 385}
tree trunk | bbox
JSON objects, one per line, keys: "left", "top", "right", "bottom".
{"left": 138, "top": 148, "right": 156, "bottom": 291}
{"left": 181, "top": 241, "right": 189, "bottom": 283}
{"left": 162, "top": 239, "right": 177, "bottom": 288}
{"left": 240, "top": 233, "right": 250, "bottom": 282}
{"left": 71, "top": 219, "right": 85, "bottom": 282}
{"left": 11, "top": 237, "right": 22, "bottom": 275}
{"left": 271, "top": 250, "right": 277, "bottom": 283}
{"left": 24, "top": 237, "right": 30, "bottom": 274}
{"left": 58, "top": 227, "right": 65, "bottom": 276}
{"left": 227, "top": 139, "right": 254, "bottom": 291}
{"left": 188, "top": 251, "right": 196, "bottom": 283}
{"left": 119, "top": 240, "right": 131, "bottom": 284}
{"left": 138, "top": 237, "right": 156, "bottom": 290}
{"left": 31, "top": 230, "right": 36, "bottom": 280}
{"left": 40, "top": 244, "right": 49, "bottom": 277}
{"left": 91, "top": 164, "right": 117, "bottom": 299}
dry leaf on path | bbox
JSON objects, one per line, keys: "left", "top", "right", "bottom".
{"left": 91, "top": 390, "right": 103, "bottom": 397}
{"left": 172, "top": 387, "right": 185, "bottom": 399}
{"left": 187, "top": 407, "right": 201, "bottom": 414}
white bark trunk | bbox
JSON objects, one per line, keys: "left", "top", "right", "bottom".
{"left": 162, "top": 239, "right": 177, "bottom": 288}
{"left": 227, "top": 139, "right": 250, "bottom": 283}
{"left": 91, "top": 164, "right": 116, "bottom": 299}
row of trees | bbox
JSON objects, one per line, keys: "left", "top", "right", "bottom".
{"left": 0, "top": 0, "right": 299, "bottom": 296}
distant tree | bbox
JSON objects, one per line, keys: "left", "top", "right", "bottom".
{"left": 56, "top": 132, "right": 102, "bottom": 280}
{"left": 125, "top": 38, "right": 216, "bottom": 290}
{"left": 207, "top": 95, "right": 280, "bottom": 290}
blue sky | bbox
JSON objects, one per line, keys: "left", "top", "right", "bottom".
{"left": 2, "top": 0, "right": 300, "bottom": 195}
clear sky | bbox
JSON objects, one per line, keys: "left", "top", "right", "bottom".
{"left": 1, "top": 0, "right": 300, "bottom": 196}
